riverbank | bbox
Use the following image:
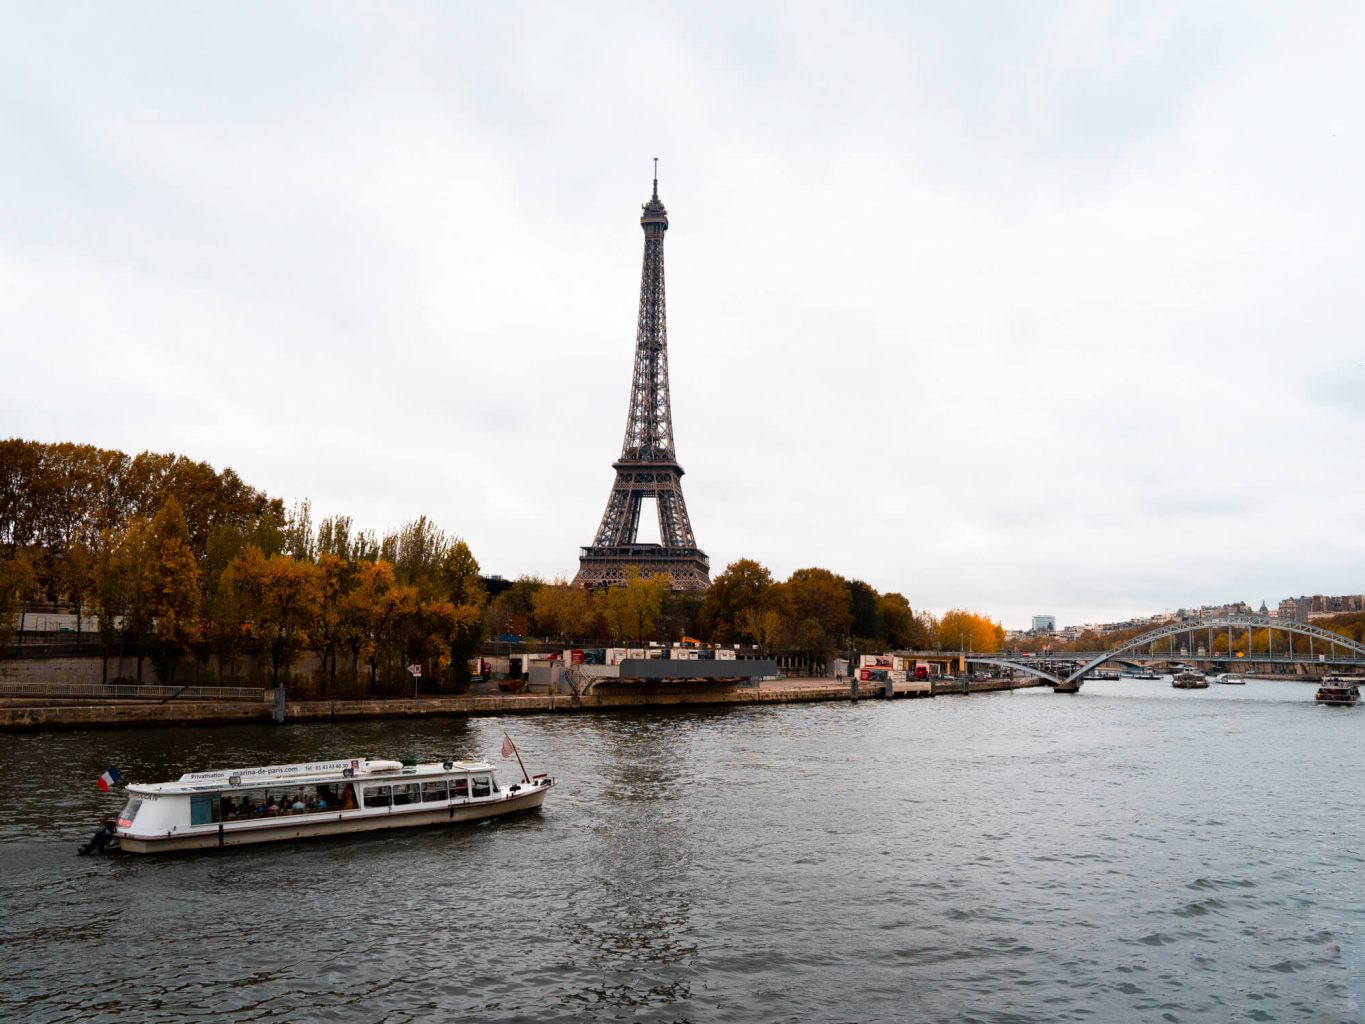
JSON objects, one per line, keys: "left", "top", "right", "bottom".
{"left": 0, "top": 676, "right": 1041, "bottom": 731}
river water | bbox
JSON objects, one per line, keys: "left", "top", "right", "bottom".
{"left": 1, "top": 677, "right": 1361, "bottom": 1023}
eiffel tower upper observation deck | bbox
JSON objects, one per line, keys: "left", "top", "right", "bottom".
{"left": 572, "top": 168, "right": 711, "bottom": 590}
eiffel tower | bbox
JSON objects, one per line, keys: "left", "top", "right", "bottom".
{"left": 572, "top": 167, "right": 710, "bottom": 590}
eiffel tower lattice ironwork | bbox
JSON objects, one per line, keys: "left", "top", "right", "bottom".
{"left": 572, "top": 169, "right": 710, "bottom": 590}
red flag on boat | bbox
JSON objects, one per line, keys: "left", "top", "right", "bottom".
{"left": 96, "top": 766, "right": 123, "bottom": 792}
{"left": 500, "top": 733, "right": 529, "bottom": 782}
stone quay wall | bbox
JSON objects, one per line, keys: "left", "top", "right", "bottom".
{"left": 0, "top": 676, "right": 1042, "bottom": 731}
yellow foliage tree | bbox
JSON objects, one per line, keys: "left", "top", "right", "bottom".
{"left": 606, "top": 570, "right": 669, "bottom": 644}
{"left": 231, "top": 546, "right": 323, "bottom": 688}
{"left": 145, "top": 497, "right": 202, "bottom": 684}
{"left": 936, "top": 609, "right": 1006, "bottom": 653}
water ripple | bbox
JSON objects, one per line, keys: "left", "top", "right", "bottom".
{"left": 1, "top": 683, "right": 1363, "bottom": 1022}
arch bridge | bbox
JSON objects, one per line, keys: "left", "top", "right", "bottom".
{"left": 966, "top": 615, "right": 1365, "bottom": 690}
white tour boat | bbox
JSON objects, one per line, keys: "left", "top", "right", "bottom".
{"left": 98, "top": 755, "right": 554, "bottom": 854}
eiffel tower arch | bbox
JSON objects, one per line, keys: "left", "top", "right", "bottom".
{"left": 572, "top": 169, "right": 711, "bottom": 590}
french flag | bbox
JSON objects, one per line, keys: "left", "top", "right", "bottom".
{"left": 96, "top": 766, "right": 123, "bottom": 792}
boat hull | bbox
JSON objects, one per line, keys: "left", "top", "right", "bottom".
{"left": 117, "top": 785, "right": 551, "bottom": 854}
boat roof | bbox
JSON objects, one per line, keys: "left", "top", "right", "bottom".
{"left": 126, "top": 757, "right": 496, "bottom": 796}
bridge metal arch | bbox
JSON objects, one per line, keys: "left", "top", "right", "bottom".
{"left": 1068, "top": 615, "right": 1365, "bottom": 684}
{"left": 960, "top": 657, "right": 1067, "bottom": 687}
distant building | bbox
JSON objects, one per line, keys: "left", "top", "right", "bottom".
{"left": 1031, "top": 615, "right": 1056, "bottom": 634}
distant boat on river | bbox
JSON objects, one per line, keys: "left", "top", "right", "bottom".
{"left": 1172, "top": 671, "right": 1209, "bottom": 689}
{"left": 1316, "top": 678, "right": 1362, "bottom": 707}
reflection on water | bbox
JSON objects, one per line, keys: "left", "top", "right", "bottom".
{"left": 1, "top": 679, "right": 1362, "bottom": 1023}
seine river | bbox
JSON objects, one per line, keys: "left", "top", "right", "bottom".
{"left": 1, "top": 677, "right": 1361, "bottom": 1023}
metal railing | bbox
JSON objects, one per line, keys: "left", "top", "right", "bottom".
{"left": 0, "top": 681, "right": 268, "bottom": 702}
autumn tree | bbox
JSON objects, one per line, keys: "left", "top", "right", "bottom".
{"left": 605, "top": 570, "right": 669, "bottom": 644}
{"left": 738, "top": 605, "right": 786, "bottom": 654}
{"left": 0, "top": 551, "right": 37, "bottom": 654}
{"left": 846, "top": 579, "right": 882, "bottom": 644}
{"left": 778, "top": 567, "right": 853, "bottom": 657}
{"left": 430, "top": 539, "right": 486, "bottom": 689}
{"left": 698, "top": 558, "right": 775, "bottom": 641}
{"left": 936, "top": 609, "right": 1005, "bottom": 653}
{"left": 532, "top": 579, "right": 603, "bottom": 639}
{"left": 344, "top": 560, "right": 416, "bottom": 693}
{"left": 91, "top": 530, "right": 124, "bottom": 683}
{"left": 143, "top": 498, "right": 202, "bottom": 684}
{"left": 485, "top": 577, "right": 543, "bottom": 638}
{"left": 878, "top": 592, "right": 926, "bottom": 649}
{"left": 659, "top": 589, "right": 704, "bottom": 642}
{"left": 114, "top": 519, "right": 155, "bottom": 681}
{"left": 231, "top": 546, "right": 323, "bottom": 688}
{"left": 312, "top": 553, "right": 349, "bottom": 694}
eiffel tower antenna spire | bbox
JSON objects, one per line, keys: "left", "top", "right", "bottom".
{"left": 572, "top": 170, "right": 710, "bottom": 590}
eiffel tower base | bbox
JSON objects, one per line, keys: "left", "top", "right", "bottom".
{"left": 573, "top": 545, "right": 711, "bottom": 590}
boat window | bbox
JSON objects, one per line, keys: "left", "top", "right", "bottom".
{"left": 118, "top": 797, "right": 142, "bottom": 828}
{"left": 191, "top": 794, "right": 221, "bottom": 826}
{"left": 364, "top": 785, "right": 392, "bottom": 808}
{"left": 392, "top": 783, "right": 420, "bottom": 806}
{"left": 422, "top": 781, "right": 447, "bottom": 802}
{"left": 471, "top": 776, "right": 491, "bottom": 798}
{"left": 451, "top": 778, "right": 470, "bottom": 798}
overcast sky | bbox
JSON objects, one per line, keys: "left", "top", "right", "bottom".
{"left": 4, "top": 3, "right": 1363, "bottom": 629}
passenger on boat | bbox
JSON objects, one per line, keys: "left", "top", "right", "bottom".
{"left": 291, "top": 797, "right": 306, "bottom": 812}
